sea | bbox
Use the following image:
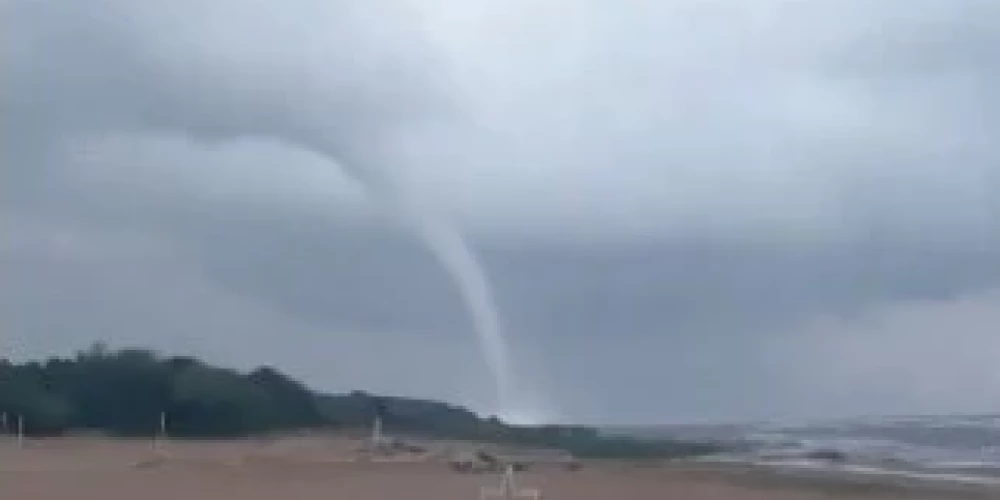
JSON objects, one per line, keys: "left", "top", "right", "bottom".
{"left": 617, "top": 414, "right": 1000, "bottom": 488}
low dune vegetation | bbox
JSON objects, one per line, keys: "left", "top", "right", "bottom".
{"left": 0, "top": 343, "right": 721, "bottom": 460}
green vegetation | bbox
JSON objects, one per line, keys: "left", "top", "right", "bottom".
{"left": 0, "top": 343, "right": 722, "bottom": 459}
{"left": 0, "top": 344, "right": 324, "bottom": 437}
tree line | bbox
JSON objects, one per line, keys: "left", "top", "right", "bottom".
{"left": 0, "top": 343, "right": 721, "bottom": 458}
{"left": 0, "top": 343, "right": 327, "bottom": 437}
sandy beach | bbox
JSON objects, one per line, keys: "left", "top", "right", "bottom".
{"left": 0, "top": 436, "right": 995, "bottom": 500}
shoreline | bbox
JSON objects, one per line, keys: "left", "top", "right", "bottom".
{"left": 668, "top": 461, "right": 1000, "bottom": 499}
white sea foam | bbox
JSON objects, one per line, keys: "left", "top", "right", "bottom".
{"left": 689, "top": 414, "right": 1000, "bottom": 487}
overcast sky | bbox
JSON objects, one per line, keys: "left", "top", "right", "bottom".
{"left": 3, "top": 0, "right": 1000, "bottom": 424}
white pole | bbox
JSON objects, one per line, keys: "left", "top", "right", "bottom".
{"left": 503, "top": 465, "right": 515, "bottom": 497}
{"left": 16, "top": 415, "right": 24, "bottom": 449}
{"left": 153, "top": 412, "right": 167, "bottom": 453}
{"left": 372, "top": 415, "right": 382, "bottom": 448}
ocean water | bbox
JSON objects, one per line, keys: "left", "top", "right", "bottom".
{"left": 635, "top": 414, "right": 1000, "bottom": 486}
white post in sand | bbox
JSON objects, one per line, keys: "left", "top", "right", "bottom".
{"left": 153, "top": 411, "right": 167, "bottom": 454}
{"left": 16, "top": 414, "right": 24, "bottom": 449}
{"left": 371, "top": 415, "right": 383, "bottom": 450}
{"left": 479, "top": 464, "right": 542, "bottom": 500}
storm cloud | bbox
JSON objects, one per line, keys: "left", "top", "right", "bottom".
{"left": 3, "top": 0, "right": 1000, "bottom": 423}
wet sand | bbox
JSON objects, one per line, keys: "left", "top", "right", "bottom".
{"left": 0, "top": 437, "right": 994, "bottom": 499}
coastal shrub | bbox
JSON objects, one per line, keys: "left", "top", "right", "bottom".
{"left": 0, "top": 342, "right": 726, "bottom": 460}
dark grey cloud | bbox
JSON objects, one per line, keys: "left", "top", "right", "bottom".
{"left": 3, "top": 0, "right": 1000, "bottom": 422}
